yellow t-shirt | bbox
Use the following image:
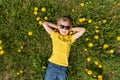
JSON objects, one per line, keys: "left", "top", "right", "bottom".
{"left": 48, "top": 31, "right": 75, "bottom": 66}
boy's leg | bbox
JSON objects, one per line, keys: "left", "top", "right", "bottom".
{"left": 44, "top": 62, "right": 57, "bottom": 80}
{"left": 57, "top": 67, "right": 68, "bottom": 80}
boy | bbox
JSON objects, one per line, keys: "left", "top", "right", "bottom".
{"left": 42, "top": 17, "right": 86, "bottom": 80}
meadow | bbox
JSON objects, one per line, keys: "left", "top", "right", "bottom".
{"left": 0, "top": 0, "right": 120, "bottom": 80}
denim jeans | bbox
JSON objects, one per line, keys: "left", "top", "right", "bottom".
{"left": 44, "top": 62, "right": 68, "bottom": 80}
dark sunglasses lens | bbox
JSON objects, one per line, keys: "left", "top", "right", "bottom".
{"left": 60, "top": 25, "right": 65, "bottom": 29}
{"left": 66, "top": 26, "right": 70, "bottom": 30}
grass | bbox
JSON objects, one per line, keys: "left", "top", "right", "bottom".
{"left": 0, "top": 0, "right": 120, "bottom": 80}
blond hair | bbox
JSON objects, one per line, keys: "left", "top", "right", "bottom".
{"left": 57, "top": 17, "right": 72, "bottom": 27}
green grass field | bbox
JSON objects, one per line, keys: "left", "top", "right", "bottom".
{"left": 0, "top": 0, "right": 120, "bottom": 80}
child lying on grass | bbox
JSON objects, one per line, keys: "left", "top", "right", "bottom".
{"left": 42, "top": 17, "right": 86, "bottom": 80}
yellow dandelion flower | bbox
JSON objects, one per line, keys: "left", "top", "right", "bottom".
{"left": 109, "top": 49, "right": 114, "bottom": 54}
{"left": 84, "top": 48, "right": 87, "bottom": 51}
{"left": 42, "top": 66, "right": 46, "bottom": 69}
{"left": 34, "top": 11, "right": 38, "bottom": 15}
{"left": 85, "top": 38, "right": 89, "bottom": 41}
{"left": 28, "top": 31, "right": 33, "bottom": 36}
{"left": 85, "top": 68, "right": 88, "bottom": 72}
{"left": 103, "top": 44, "right": 109, "bottom": 49}
{"left": 0, "top": 50, "right": 4, "bottom": 55}
{"left": 118, "top": 3, "right": 120, "bottom": 6}
{"left": 87, "top": 70, "right": 92, "bottom": 75}
{"left": 0, "top": 40, "right": 2, "bottom": 44}
{"left": 95, "top": 26, "right": 99, "bottom": 29}
{"left": 113, "top": 16, "right": 116, "bottom": 19}
{"left": 88, "top": 19, "right": 92, "bottom": 23}
{"left": 17, "top": 72, "right": 20, "bottom": 75}
{"left": 34, "top": 7, "right": 38, "bottom": 11}
{"left": 21, "top": 46, "right": 23, "bottom": 49}
{"left": 44, "top": 16, "right": 48, "bottom": 20}
{"left": 80, "top": 3, "right": 85, "bottom": 7}
{"left": 94, "top": 61, "right": 99, "bottom": 65}
{"left": 82, "top": 18, "right": 86, "bottom": 21}
{"left": 93, "top": 75, "right": 97, "bottom": 78}
{"left": 36, "top": 17, "right": 40, "bottom": 21}
{"left": 18, "top": 49, "right": 21, "bottom": 53}
{"left": 79, "top": 18, "right": 83, "bottom": 23}
{"left": 72, "top": 9, "right": 75, "bottom": 12}
{"left": 19, "top": 70, "right": 23, "bottom": 74}
{"left": 98, "top": 75, "right": 103, "bottom": 79}
{"left": 96, "top": 30, "right": 99, "bottom": 33}
{"left": 41, "top": 7, "right": 46, "bottom": 12}
{"left": 87, "top": 57, "right": 91, "bottom": 62}
{"left": 94, "top": 35, "right": 99, "bottom": 39}
{"left": 102, "top": 19, "right": 107, "bottom": 24}
{"left": 98, "top": 64, "right": 102, "bottom": 68}
{"left": 117, "top": 36, "right": 120, "bottom": 41}
{"left": 0, "top": 46, "right": 3, "bottom": 50}
{"left": 88, "top": 42, "right": 94, "bottom": 47}
{"left": 39, "top": 21, "right": 43, "bottom": 25}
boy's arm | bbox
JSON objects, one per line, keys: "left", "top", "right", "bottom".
{"left": 71, "top": 27, "right": 86, "bottom": 40}
{"left": 42, "top": 21, "right": 57, "bottom": 34}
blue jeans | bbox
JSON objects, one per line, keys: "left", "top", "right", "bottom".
{"left": 44, "top": 62, "right": 68, "bottom": 80}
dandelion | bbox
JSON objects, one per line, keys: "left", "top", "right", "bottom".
{"left": 98, "top": 75, "right": 103, "bottom": 79}
{"left": 72, "top": 9, "right": 75, "bottom": 12}
{"left": 95, "top": 26, "right": 99, "bottom": 29}
{"left": 84, "top": 48, "right": 87, "bottom": 51}
{"left": 113, "top": 16, "right": 116, "bottom": 19}
{"left": 98, "top": 64, "right": 102, "bottom": 68}
{"left": 87, "top": 70, "right": 92, "bottom": 75}
{"left": 42, "top": 66, "right": 46, "bottom": 69}
{"left": 109, "top": 49, "right": 114, "bottom": 54}
{"left": 17, "top": 72, "right": 20, "bottom": 75}
{"left": 79, "top": 18, "right": 83, "bottom": 23}
{"left": 88, "top": 42, "right": 94, "bottom": 47}
{"left": 44, "top": 16, "right": 48, "bottom": 20}
{"left": 80, "top": 3, "right": 85, "bottom": 7}
{"left": 85, "top": 68, "right": 88, "bottom": 72}
{"left": 102, "top": 19, "right": 107, "bottom": 24}
{"left": 87, "top": 57, "right": 91, "bottom": 62}
{"left": 88, "top": 19, "right": 92, "bottom": 23}
{"left": 20, "top": 46, "right": 23, "bottom": 49}
{"left": 85, "top": 38, "right": 89, "bottom": 41}
{"left": 0, "top": 46, "right": 3, "bottom": 50}
{"left": 94, "top": 61, "right": 99, "bottom": 65}
{"left": 28, "top": 31, "right": 33, "bottom": 36}
{"left": 0, "top": 50, "right": 4, "bottom": 55}
{"left": 18, "top": 49, "right": 21, "bottom": 53}
{"left": 34, "top": 11, "right": 38, "bottom": 15}
{"left": 93, "top": 75, "right": 97, "bottom": 78}
{"left": 34, "top": 7, "right": 38, "bottom": 11}
{"left": 94, "top": 35, "right": 99, "bottom": 39}
{"left": 39, "top": 21, "right": 43, "bottom": 25}
{"left": 82, "top": 18, "right": 86, "bottom": 21}
{"left": 117, "top": 36, "right": 120, "bottom": 41}
{"left": 36, "top": 17, "right": 40, "bottom": 21}
{"left": 0, "top": 40, "right": 2, "bottom": 44}
{"left": 19, "top": 70, "right": 23, "bottom": 74}
{"left": 96, "top": 30, "right": 99, "bottom": 33}
{"left": 41, "top": 7, "right": 46, "bottom": 12}
{"left": 103, "top": 44, "right": 109, "bottom": 49}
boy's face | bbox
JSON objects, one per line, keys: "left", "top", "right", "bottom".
{"left": 57, "top": 21, "right": 71, "bottom": 35}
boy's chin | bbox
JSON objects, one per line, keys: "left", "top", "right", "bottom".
{"left": 61, "top": 33, "right": 68, "bottom": 36}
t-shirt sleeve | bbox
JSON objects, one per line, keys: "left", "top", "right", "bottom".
{"left": 50, "top": 31, "right": 56, "bottom": 39}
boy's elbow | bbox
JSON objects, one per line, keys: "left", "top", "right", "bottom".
{"left": 82, "top": 28, "right": 86, "bottom": 32}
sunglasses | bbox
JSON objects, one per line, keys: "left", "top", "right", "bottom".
{"left": 59, "top": 25, "right": 70, "bottom": 30}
